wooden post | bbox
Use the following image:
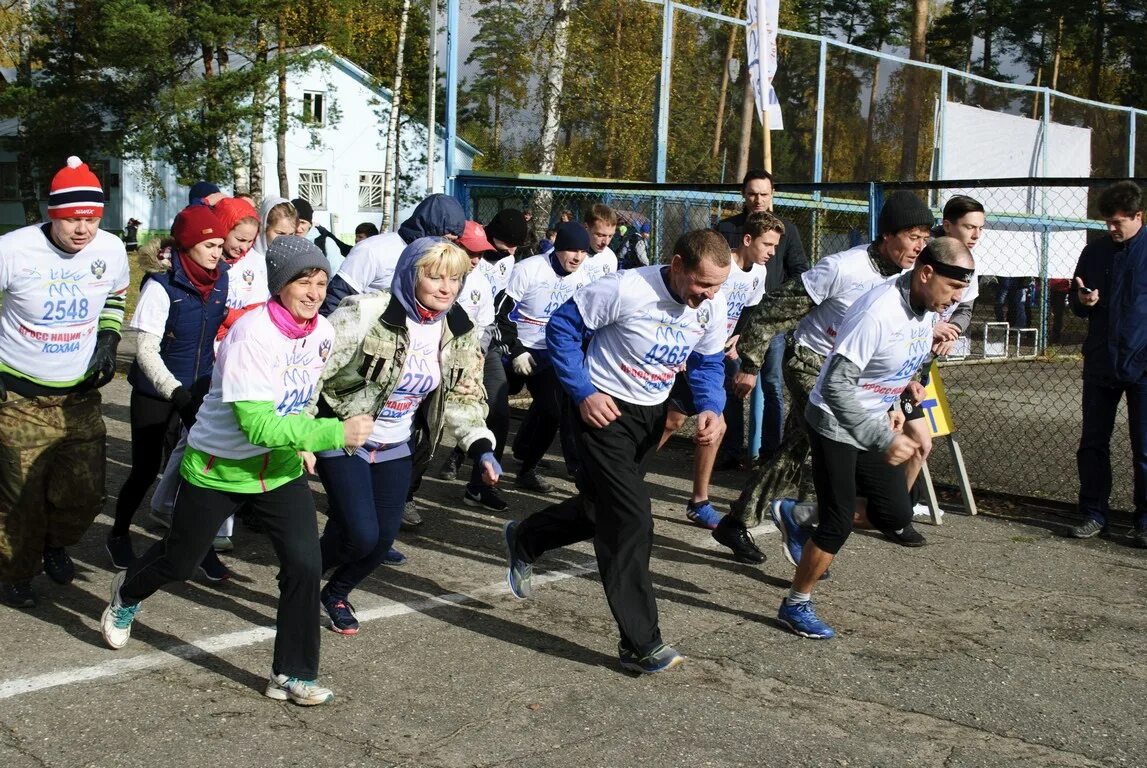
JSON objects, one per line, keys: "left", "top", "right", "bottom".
{"left": 762, "top": 102, "right": 772, "bottom": 172}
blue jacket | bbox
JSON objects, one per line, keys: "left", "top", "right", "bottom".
{"left": 127, "top": 256, "right": 229, "bottom": 399}
{"left": 1074, "top": 229, "right": 1147, "bottom": 384}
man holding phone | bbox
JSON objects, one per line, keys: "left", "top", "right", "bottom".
{"left": 1069, "top": 181, "right": 1147, "bottom": 547}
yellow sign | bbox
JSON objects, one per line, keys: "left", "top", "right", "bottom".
{"left": 919, "top": 360, "right": 955, "bottom": 437}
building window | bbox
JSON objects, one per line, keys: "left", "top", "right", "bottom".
{"left": 358, "top": 172, "right": 384, "bottom": 212}
{"left": 302, "top": 92, "right": 326, "bottom": 126}
{"left": 297, "top": 170, "right": 326, "bottom": 210}
{"left": 0, "top": 163, "right": 19, "bottom": 200}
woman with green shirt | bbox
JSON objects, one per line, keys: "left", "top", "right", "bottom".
{"left": 99, "top": 236, "right": 373, "bottom": 707}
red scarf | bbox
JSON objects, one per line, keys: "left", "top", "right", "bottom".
{"left": 178, "top": 252, "right": 221, "bottom": 302}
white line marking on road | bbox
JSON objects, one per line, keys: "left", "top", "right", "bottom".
{"left": 0, "top": 564, "right": 596, "bottom": 701}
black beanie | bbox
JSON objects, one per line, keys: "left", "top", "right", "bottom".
{"left": 485, "top": 209, "right": 529, "bottom": 247}
{"left": 878, "top": 191, "right": 934, "bottom": 236}
{"left": 291, "top": 197, "right": 314, "bottom": 223}
{"left": 553, "top": 222, "right": 591, "bottom": 253}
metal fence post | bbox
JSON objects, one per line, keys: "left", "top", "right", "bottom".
{"left": 1038, "top": 88, "right": 1052, "bottom": 353}
{"left": 655, "top": 0, "right": 674, "bottom": 184}
{"left": 868, "top": 182, "right": 881, "bottom": 243}
{"left": 443, "top": 0, "right": 460, "bottom": 196}
{"left": 453, "top": 174, "right": 470, "bottom": 217}
{"left": 1130, "top": 111, "right": 1137, "bottom": 178}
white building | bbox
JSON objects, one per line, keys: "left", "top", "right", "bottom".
{"left": 0, "top": 46, "right": 478, "bottom": 237}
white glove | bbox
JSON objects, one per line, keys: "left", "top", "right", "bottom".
{"left": 512, "top": 352, "right": 535, "bottom": 376}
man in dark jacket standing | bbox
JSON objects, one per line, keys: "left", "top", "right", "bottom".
{"left": 716, "top": 170, "right": 809, "bottom": 464}
{"left": 1070, "top": 181, "right": 1147, "bottom": 547}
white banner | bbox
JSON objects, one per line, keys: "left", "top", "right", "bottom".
{"left": 746, "top": 0, "right": 783, "bottom": 130}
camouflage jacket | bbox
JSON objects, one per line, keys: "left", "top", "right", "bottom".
{"left": 312, "top": 291, "right": 494, "bottom": 458}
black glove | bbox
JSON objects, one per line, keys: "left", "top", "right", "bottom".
{"left": 170, "top": 386, "right": 199, "bottom": 429}
{"left": 87, "top": 330, "right": 120, "bottom": 388}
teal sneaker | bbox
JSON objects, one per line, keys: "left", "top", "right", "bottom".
{"left": 100, "top": 571, "right": 141, "bottom": 650}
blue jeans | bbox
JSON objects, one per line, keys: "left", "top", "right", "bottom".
{"left": 317, "top": 452, "right": 413, "bottom": 600}
{"left": 1077, "top": 377, "right": 1147, "bottom": 528}
{"left": 760, "top": 333, "right": 786, "bottom": 454}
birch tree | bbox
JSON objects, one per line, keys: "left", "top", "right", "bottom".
{"left": 382, "top": 0, "right": 413, "bottom": 230}
{"left": 531, "top": 0, "right": 572, "bottom": 231}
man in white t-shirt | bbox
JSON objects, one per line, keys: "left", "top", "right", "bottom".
{"left": 657, "top": 211, "right": 783, "bottom": 530}
{"left": 771, "top": 238, "right": 973, "bottom": 639}
{"left": 502, "top": 229, "right": 730, "bottom": 675}
{"left": 713, "top": 191, "right": 937, "bottom": 563}
{"left": 581, "top": 204, "right": 619, "bottom": 283}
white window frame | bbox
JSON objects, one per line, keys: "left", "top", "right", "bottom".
{"left": 358, "top": 172, "right": 384, "bottom": 212}
{"left": 297, "top": 170, "right": 327, "bottom": 211}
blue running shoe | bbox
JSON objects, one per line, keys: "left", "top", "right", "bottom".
{"left": 618, "top": 643, "right": 686, "bottom": 674}
{"left": 777, "top": 599, "right": 835, "bottom": 639}
{"left": 383, "top": 547, "right": 407, "bottom": 566}
{"left": 321, "top": 586, "right": 360, "bottom": 635}
{"left": 504, "top": 521, "right": 533, "bottom": 599}
{"left": 769, "top": 498, "right": 809, "bottom": 568}
{"left": 685, "top": 500, "right": 722, "bottom": 530}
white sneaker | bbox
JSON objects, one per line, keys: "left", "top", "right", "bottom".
{"left": 100, "top": 571, "right": 141, "bottom": 650}
{"left": 213, "top": 536, "right": 233, "bottom": 552}
{"left": 264, "top": 673, "right": 334, "bottom": 706}
{"left": 912, "top": 503, "right": 944, "bottom": 520}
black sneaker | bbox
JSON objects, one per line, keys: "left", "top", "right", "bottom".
{"left": 516, "top": 469, "right": 554, "bottom": 494}
{"left": 464, "top": 485, "right": 509, "bottom": 512}
{"left": 438, "top": 449, "right": 462, "bottom": 481}
{"left": 0, "top": 580, "right": 35, "bottom": 608}
{"left": 198, "top": 549, "right": 233, "bottom": 582}
{"left": 1070, "top": 517, "right": 1107, "bottom": 538}
{"left": 105, "top": 534, "right": 135, "bottom": 571}
{"left": 1131, "top": 527, "right": 1147, "bottom": 549}
{"left": 884, "top": 523, "right": 927, "bottom": 547}
{"left": 42, "top": 546, "right": 75, "bottom": 584}
{"left": 712, "top": 517, "right": 765, "bottom": 564}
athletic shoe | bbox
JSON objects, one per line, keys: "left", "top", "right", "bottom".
{"left": 1132, "top": 527, "right": 1147, "bottom": 549}
{"left": 148, "top": 507, "right": 173, "bottom": 529}
{"left": 712, "top": 517, "right": 765, "bottom": 564}
{"left": 264, "top": 673, "right": 334, "bottom": 706}
{"left": 198, "top": 549, "right": 233, "bottom": 582}
{"left": 514, "top": 455, "right": 552, "bottom": 471}
{"left": 100, "top": 571, "right": 141, "bottom": 649}
{"left": 1070, "top": 517, "right": 1107, "bottom": 539}
{"left": 883, "top": 523, "right": 927, "bottom": 547}
{"left": 383, "top": 547, "right": 407, "bottom": 566}
{"left": 105, "top": 534, "right": 135, "bottom": 570}
{"left": 618, "top": 643, "right": 686, "bottom": 674}
{"left": 769, "top": 498, "right": 809, "bottom": 568}
{"left": 912, "top": 502, "right": 944, "bottom": 519}
{"left": 213, "top": 536, "right": 234, "bottom": 553}
{"left": 685, "top": 500, "right": 722, "bottom": 530}
{"left": 503, "top": 521, "right": 533, "bottom": 599}
{"left": 401, "top": 500, "right": 423, "bottom": 529}
{"left": 438, "top": 449, "right": 462, "bottom": 481}
{"left": 516, "top": 469, "right": 554, "bottom": 494}
{"left": 320, "top": 587, "right": 360, "bottom": 635}
{"left": 0, "top": 580, "right": 35, "bottom": 609}
{"left": 777, "top": 599, "right": 836, "bottom": 639}
{"left": 42, "top": 546, "right": 75, "bottom": 585}
{"left": 463, "top": 485, "right": 509, "bottom": 512}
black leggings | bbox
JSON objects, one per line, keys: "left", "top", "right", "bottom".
{"left": 807, "top": 428, "right": 912, "bottom": 555}
{"left": 112, "top": 390, "right": 180, "bottom": 536}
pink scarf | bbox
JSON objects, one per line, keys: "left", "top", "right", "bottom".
{"left": 266, "top": 297, "right": 318, "bottom": 339}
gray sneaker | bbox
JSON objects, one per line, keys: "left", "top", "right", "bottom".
{"left": 401, "top": 500, "right": 423, "bottom": 529}
{"left": 503, "top": 521, "right": 533, "bottom": 599}
{"left": 1070, "top": 517, "right": 1107, "bottom": 538}
{"left": 618, "top": 643, "right": 686, "bottom": 674}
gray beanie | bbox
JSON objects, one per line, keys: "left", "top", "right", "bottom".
{"left": 878, "top": 191, "right": 934, "bottom": 236}
{"left": 265, "top": 235, "right": 330, "bottom": 295}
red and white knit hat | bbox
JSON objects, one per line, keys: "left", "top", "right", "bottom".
{"left": 48, "top": 156, "right": 104, "bottom": 219}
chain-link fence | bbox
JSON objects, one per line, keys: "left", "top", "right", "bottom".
{"left": 456, "top": 172, "right": 1141, "bottom": 510}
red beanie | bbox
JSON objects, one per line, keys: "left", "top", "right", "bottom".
{"left": 48, "top": 156, "right": 104, "bottom": 219}
{"left": 171, "top": 206, "right": 225, "bottom": 251}
{"left": 214, "top": 196, "right": 260, "bottom": 235}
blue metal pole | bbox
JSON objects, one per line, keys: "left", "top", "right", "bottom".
{"left": 1038, "top": 88, "right": 1051, "bottom": 353}
{"left": 443, "top": 0, "right": 460, "bottom": 195}
{"left": 813, "top": 39, "right": 827, "bottom": 185}
{"left": 868, "top": 182, "right": 881, "bottom": 243}
{"left": 655, "top": 0, "right": 674, "bottom": 183}
{"left": 1130, "top": 111, "right": 1137, "bottom": 177}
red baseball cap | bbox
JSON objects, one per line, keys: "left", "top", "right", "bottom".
{"left": 456, "top": 220, "right": 494, "bottom": 254}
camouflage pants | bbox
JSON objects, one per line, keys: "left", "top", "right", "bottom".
{"left": 0, "top": 390, "right": 106, "bottom": 580}
{"left": 729, "top": 340, "right": 825, "bottom": 527}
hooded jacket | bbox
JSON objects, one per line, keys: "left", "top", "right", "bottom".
{"left": 255, "top": 196, "right": 292, "bottom": 254}
{"left": 313, "top": 238, "right": 494, "bottom": 464}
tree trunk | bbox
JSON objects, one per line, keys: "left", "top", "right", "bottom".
{"left": 202, "top": 44, "right": 218, "bottom": 170}
{"left": 249, "top": 22, "right": 268, "bottom": 202}
{"left": 1088, "top": 0, "right": 1104, "bottom": 101}
{"left": 218, "top": 47, "right": 250, "bottom": 193}
{"left": 711, "top": 0, "right": 744, "bottom": 161}
{"left": 1049, "top": 14, "right": 1064, "bottom": 116}
{"left": 981, "top": 0, "right": 993, "bottom": 73}
{"left": 898, "top": 0, "right": 929, "bottom": 180}
{"left": 276, "top": 16, "right": 289, "bottom": 198}
{"left": 859, "top": 57, "right": 881, "bottom": 179}
{"left": 382, "top": 0, "right": 413, "bottom": 231}
{"left": 532, "top": 0, "right": 572, "bottom": 231}
{"left": 735, "top": 65, "right": 754, "bottom": 181}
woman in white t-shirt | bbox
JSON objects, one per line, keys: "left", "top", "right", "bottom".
{"left": 312, "top": 237, "right": 501, "bottom": 636}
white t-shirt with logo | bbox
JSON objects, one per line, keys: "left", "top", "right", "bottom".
{"left": 188, "top": 305, "right": 336, "bottom": 459}
{"left": 336, "top": 232, "right": 405, "bottom": 293}
{"left": 475, "top": 254, "right": 515, "bottom": 297}
{"left": 582, "top": 246, "right": 618, "bottom": 283}
{"left": 574, "top": 266, "right": 727, "bottom": 406}
{"left": 225, "top": 249, "right": 270, "bottom": 310}
{"left": 809, "top": 279, "right": 936, "bottom": 419}
{"left": 369, "top": 317, "right": 443, "bottom": 446}
{"left": 457, "top": 268, "right": 495, "bottom": 332}
{"left": 794, "top": 244, "right": 901, "bottom": 358}
{"left": 506, "top": 254, "right": 592, "bottom": 351}
{"left": 0, "top": 226, "right": 130, "bottom": 382}
{"left": 721, "top": 261, "right": 768, "bottom": 338}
